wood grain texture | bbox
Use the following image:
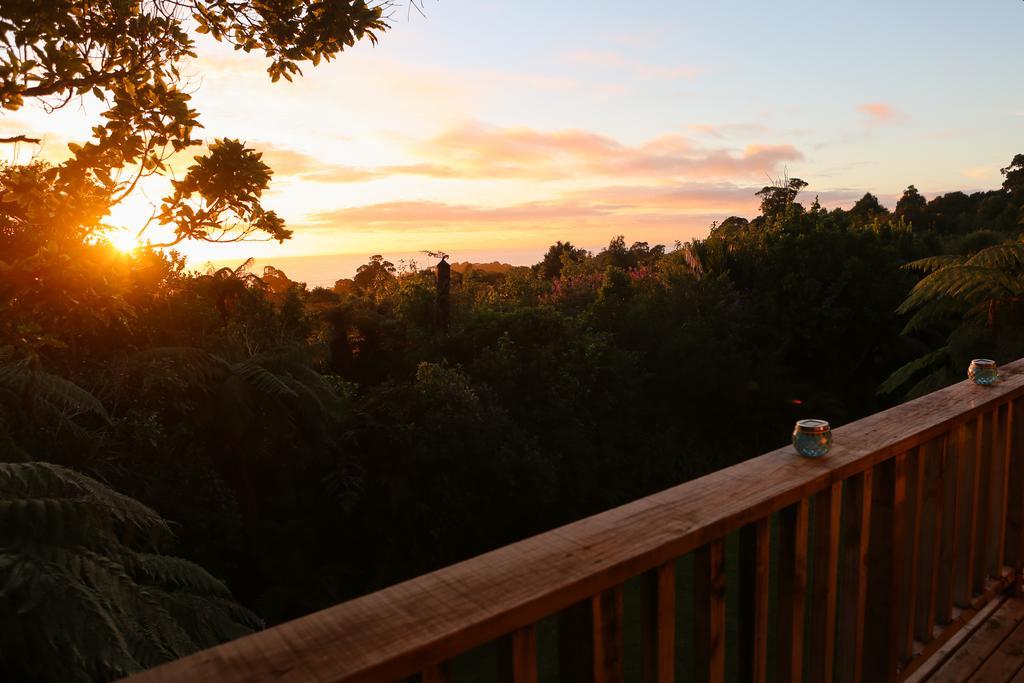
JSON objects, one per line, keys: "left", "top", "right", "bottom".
{"left": 901, "top": 570, "right": 1014, "bottom": 681}
{"left": 903, "top": 596, "right": 1007, "bottom": 683}
{"left": 1010, "top": 399, "right": 1024, "bottom": 596}
{"left": 808, "top": 483, "right": 842, "bottom": 683}
{"left": 118, "top": 362, "right": 1024, "bottom": 683}
{"left": 837, "top": 470, "right": 873, "bottom": 683}
{"left": 865, "top": 457, "right": 899, "bottom": 683}
{"left": 640, "top": 563, "right": 674, "bottom": 683}
{"left": 694, "top": 540, "right": 726, "bottom": 683}
{"left": 939, "top": 430, "right": 963, "bottom": 624}
{"left": 498, "top": 626, "right": 537, "bottom": 683}
{"left": 917, "top": 438, "right": 946, "bottom": 644}
{"left": 966, "top": 617, "right": 1024, "bottom": 683}
{"left": 905, "top": 447, "right": 926, "bottom": 661}
{"left": 997, "top": 404, "right": 1013, "bottom": 573}
{"left": 592, "top": 587, "right": 624, "bottom": 683}
{"left": 974, "top": 413, "right": 995, "bottom": 595}
{"left": 925, "top": 596, "right": 1024, "bottom": 683}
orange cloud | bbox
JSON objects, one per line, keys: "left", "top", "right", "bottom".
{"left": 686, "top": 123, "right": 772, "bottom": 138}
{"left": 405, "top": 122, "right": 803, "bottom": 180}
{"left": 254, "top": 142, "right": 379, "bottom": 183}
{"left": 306, "top": 200, "right": 615, "bottom": 229}
{"left": 857, "top": 102, "right": 907, "bottom": 124}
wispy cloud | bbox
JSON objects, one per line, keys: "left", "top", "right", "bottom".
{"left": 857, "top": 102, "right": 908, "bottom": 124}
{"left": 564, "top": 49, "right": 701, "bottom": 81}
{"left": 254, "top": 122, "right": 805, "bottom": 185}
{"left": 403, "top": 122, "right": 803, "bottom": 180}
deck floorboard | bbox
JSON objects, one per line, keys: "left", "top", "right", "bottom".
{"left": 919, "top": 596, "right": 1024, "bottom": 683}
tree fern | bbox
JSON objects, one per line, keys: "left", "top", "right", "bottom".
{"left": 886, "top": 239, "right": 1024, "bottom": 398}
{"left": 0, "top": 462, "right": 261, "bottom": 683}
{"left": 0, "top": 351, "right": 109, "bottom": 427}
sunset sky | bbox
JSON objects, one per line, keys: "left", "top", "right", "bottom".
{"left": 3, "top": 0, "right": 1023, "bottom": 275}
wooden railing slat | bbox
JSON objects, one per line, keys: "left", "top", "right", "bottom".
{"left": 498, "top": 626, "right": 538, "bottom": 683}
{"left": 776, "top": 499, "right": 809, "bottom": 683}
{"left": 592, "top": 587, "right": 624, "bottom": 683}
{"left": 916, "top": 437, "right": 946, "bottom": 643}
{"left": 904, "top": 448, "right": 926, "bottom": 662}
{"left": 998, "top": 403, "right": 1014, "bottom": 573}
{"left": 419, "top": 662, "right": 451, "bottom": 683}
{"left": 837, "top": 470, "right": 873, "bottom": 683}
{"left": 640, "top": 563, "right": 675, "bottom": 683}
{"left": 865, "top": 456, "right": 900, "bottom": 683}
{"left": 1008, "top": 399, "right": 1024, "bottom": 596}
{"left": 808, "top": 483, "right": 842, "bottom": 682}
{"left": 974, "top": 412, "right": 995, "bottom": 593}
{"left": 694, "top": 540, "right": 726, "bottom": 683}
{"left": 738, "top": 518, "right": 770, "bottom": 683}
{"left": 938, "top": 430, "right": 961, "bottom": 623}
{"left": 955, "top": 417, "right": 982, "bottom": 607}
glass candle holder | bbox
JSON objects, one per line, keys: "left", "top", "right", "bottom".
{"left": 968, "top": 359, "right": 999, "bottom": 385}
{"left": 792, "top": 419, "right": 832, "bottom": 458}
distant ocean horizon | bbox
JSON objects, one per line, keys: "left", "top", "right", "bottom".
{"left": 198, "top": 246, "right": 554, "bottom": 288}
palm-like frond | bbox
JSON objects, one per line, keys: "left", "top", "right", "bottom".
{"left": 878, "top": 346, "right": 950, "bottom": 396}
{"left": 897, "top": 265, "right": 1024, "bottom": 314}
{"left": 965, "top": 242, "right": 1024, "bottom": 269}
{"left": 0, "top": 462, "right": 260, "bottom": 683}
{"left": 902, "top": 254, "right": 963, "bottom": 273}
{"left": 0, "top": 357, "right": 108, "bottom": 421}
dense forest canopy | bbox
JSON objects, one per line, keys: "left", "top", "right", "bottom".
{"left": 3, "top": 3, "right": 1024, "bottom": 682}
{"left": 4, "top": 149, "right": 1024, "bottom": 680}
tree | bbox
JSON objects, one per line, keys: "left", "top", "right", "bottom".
{"left": 0, "top": 0, "right": 394, "bottom": 246}
{"left": 353, "top": 255, "right": 397, "bottom": 292}
{"left": 1002, "top": 154, "right": 1024, "bottom": 198}
{"left": 755, "top": 177, "right": 808, "bottom": 222}
{"left": 894, "top": 185, "right": 929, "bottom": 231}
{"left": 537, "top": 241, "right": 588, "bottom": 279}
{"left": 847, "top": 192, "right": 890, "bottom": 226}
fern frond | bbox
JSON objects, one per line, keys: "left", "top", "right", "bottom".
{"left": 965, "top": 242, "right": 1024, "bottom": 270}
{"left": 233, "top": 360, "right": 299, "bottom": 401}
{"left": 901, "top": 298, "right": 963, "bottom": 335}
{"left": 0, "top": 462, "right": 260, "bottom": 683}
{"left": 0, "top": 359, "right": 108, "bottom": 420}
{"left": 903, "top": 254, "right": 964, "bottom": 273}
{"left": 878, "top": 346, "right": 950, "bottom": 396}
{"left": 129, "top": 347, "right": 231, "bottom": 388}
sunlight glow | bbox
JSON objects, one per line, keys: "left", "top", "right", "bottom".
{"left": 105, "top": 227, "right": 142, "bottom": 253}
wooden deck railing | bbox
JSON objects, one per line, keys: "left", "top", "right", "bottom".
{"left": 124, "top": 359, "right": 1024, "bottom": 683}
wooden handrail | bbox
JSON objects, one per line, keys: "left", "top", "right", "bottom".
{"left": 124, "top": 359, "right": 1024, "bottom": 683}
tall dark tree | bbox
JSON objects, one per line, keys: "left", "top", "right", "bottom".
{"left": 848, "top": 192, "right": 890, "bottom": 226}
{"left": 755, "top": 178, "right": 808, "bottom": 222}
{"left": 353, "top": 255, "right": 397, "bottom": 292}
{"left": 894, "top": 185, "right": 930, "bottom": 231}
{"left": 1002, "top": 154, "right": 1024, "bottom": 199}
{"left": 538, "top": 241, "right": 588, "bottom": 279}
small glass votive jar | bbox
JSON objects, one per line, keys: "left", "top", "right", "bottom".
{"left": 968, "top": 359, "right": 999, "bottom": 385}
{"left": 793, "top": 419, "right": 832, "bottom": 458}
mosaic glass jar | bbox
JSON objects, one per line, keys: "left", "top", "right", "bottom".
{"left": 968, "top": 359, "right": 999, "bottom": 386}
{"left": 792, "top": 419, "right": 832, "bottom": 458}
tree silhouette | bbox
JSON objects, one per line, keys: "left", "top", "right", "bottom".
{"left": 0, "top": 0, "right": 395, "bottom": 247}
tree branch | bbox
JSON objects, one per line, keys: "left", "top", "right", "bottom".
{"left": 0, "top": 135, "right": 41, "bottom": 144}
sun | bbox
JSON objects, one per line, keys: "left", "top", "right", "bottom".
{"left": 106, "top": 227, "right": 142, "bottom": 253}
